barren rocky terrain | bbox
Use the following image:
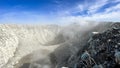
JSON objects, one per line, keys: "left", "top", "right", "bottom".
{"left": 0, "top": 22, "right": 113, "bottom": 68}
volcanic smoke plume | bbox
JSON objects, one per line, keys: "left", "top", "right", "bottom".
{"left": 0, "top": 22, "right": 114, "bottom": 68}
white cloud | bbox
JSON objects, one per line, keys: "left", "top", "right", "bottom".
{"left": 113, "top": 0, "right": 120, "bottom": 3}
{"left": 56, "top": 0, "right": 120, "bottom": 23}
{"left": 88, "top": 0, "right": 109, "bottom": 14}
{"left": 77, "top": 5, "right": 84, "bottom": 12}
{"left": 0, "top": 0, "right": 120, "bottom": 25}
{"left": 58, "top": 10, "right": 120, "bottom": 23}
{"left": 105, "top": 3, "right": 120, "bottom": 13}
{"left": 85, "top": 11, "right": 120, "bottom": 21}
{"left": 64, "top": 0, "right": 109, "bottom": 15}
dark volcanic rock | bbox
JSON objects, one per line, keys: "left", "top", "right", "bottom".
{"left": 65, "top": 23, "right": 120, "bottom": 68}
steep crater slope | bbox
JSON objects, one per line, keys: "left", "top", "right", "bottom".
{"left": 0, "top": 22, "right": 113, "bottom": 68}
{"left": 0, "top": 24, "right": 61, "bottom": 68}
{"left": 17, "top": 22, "right": 112, "bottom": 68}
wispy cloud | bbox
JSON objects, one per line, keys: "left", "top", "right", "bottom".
{"left": 113, "top": 0, "right": 120, "bottom": 3}
{"left": 57, "top": 0, "right": 120, "bottom": 22}
{"left": 0, "top": 0, "right": 120, "bottom": 24}
{"left": 88, "top": 0, "right": 108, "bottom": 14}
{"left": 105, "top": 3, "right": 120, "bottom": 13}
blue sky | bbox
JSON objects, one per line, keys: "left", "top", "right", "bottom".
{"left": 0, "top": 0, "right": 120, "bottom": 24}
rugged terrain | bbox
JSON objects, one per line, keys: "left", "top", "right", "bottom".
{"left": 0, "top": 24, "right": 61, "bottom": 68}
{"left": 0, "top": 22, "right": 116, "bottom": 68}
{"left": 65, "top": 23, "right": 120, "bottom": 68}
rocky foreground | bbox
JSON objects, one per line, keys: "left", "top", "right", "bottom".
{"left": 65, "top": 23, "right": 120, "bottom": 68}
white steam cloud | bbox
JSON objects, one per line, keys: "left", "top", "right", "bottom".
{"left": 0, "top": 21, "right": 113, "bottom": 68}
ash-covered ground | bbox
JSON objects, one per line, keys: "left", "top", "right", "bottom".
{"left": 0, "top": 22, "right": 120, "bottom": 68}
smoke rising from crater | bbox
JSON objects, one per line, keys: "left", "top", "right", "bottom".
{"left": 0, "top": 21, "right": 113, "bottom": 68}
